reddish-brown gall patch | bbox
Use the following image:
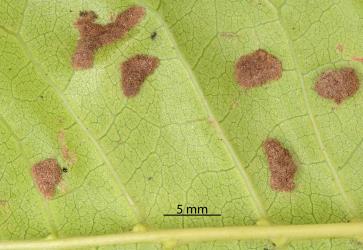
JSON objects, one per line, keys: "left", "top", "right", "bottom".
{"left": 234, "top": 49, "right": 282, "bottom": 88}
{"left": 314, "top": 68, "right": 360, "bottom": 104}
{"left": 72, "top": 6, "right": 145, "bottom": 69}
{"left": 32, "top": 159, "right": 62, "bottom": 199}
{"left": 263, "top": 139, "right": 297, "bottom": 192}
{"left": 121, "top": 54, "right": 160, "bottom": 97}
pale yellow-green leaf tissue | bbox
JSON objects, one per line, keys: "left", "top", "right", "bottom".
{"left": 0, "top": 0, "right": 363, "bottom": 249}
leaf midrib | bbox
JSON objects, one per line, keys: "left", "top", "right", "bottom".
{"left": 0, "top": 222, "right": 362, "bottom": 250}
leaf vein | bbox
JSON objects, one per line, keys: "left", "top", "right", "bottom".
{"left": 6, "top": 29, "right": 142, "bottom": 222}
{"left": 138, "top": 1, "right": 268, "bottom": 220}
{"left": 266, "top": 0, "right": 358, "bottom": 218}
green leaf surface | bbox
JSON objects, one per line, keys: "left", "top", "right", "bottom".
{"left": 0, "top": 0, "right": 363, "bottom": 249}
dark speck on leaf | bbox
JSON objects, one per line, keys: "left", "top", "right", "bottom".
{"left": 62, "top": 168, "right": 68, "bottom": 173}
{"left": 150, "top": 31, "right": 157, "bottom": 40}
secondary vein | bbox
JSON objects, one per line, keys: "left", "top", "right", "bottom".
{"left": 138, "top": 1, "right": 268, "bottom": 219}
{"left": 1, "top": 26, "right": 143, "bottom": 222}
{"left": 265, "top": 0, "right": 358, "bottom": 218}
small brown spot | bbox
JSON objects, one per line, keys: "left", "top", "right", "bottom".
{"left": 336, "top": 44, "right": 344, "bottom": 53}
{"left": 219, "top": 32, "right": 238, "bottom": 39}
{"left": 58, "top": 130, "right": 77, "bottom": 166}
{"left": 32, "top": 159, "right": 62, "bottom": 199}
{"left": 231, "top": 99, "right": 240, "bottom": 109}
{"left": 121, "top": 54, "right": 159, "bottom": 97}
{"left": 352, "top": 57, "right": 363, "bottom": 63}
{"left": 58, "top": 181, "right": 68, "bottom": 194}
{"left": 72, "top": 6, "right": 145, "bottom": 69}
{"left": 315, "top": 68, "right": 360, "bottom": 104}
{"left": 207, "top": 117, "right": 220, "bottom": 129}
{"left": 207, "top": 116, "right": 215, "bottom": 123}
{"left": 263, "top": 139, "right": 297, "bottom": 192}
{"left": 234, "top": 49, "right": 282, "bottom": 88}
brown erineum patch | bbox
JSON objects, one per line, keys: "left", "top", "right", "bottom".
{"left": 121, "top": 54, "right": 159, "bottom": 97}
{"left": 314, "top": 68, "right": 360, "bottom": 104}
{"left": 235, "top": 49, "right": 282, "bottom": 88}
{"left": 263, "top": 139, "right": 297, "bottom": 192}
{"left": 72, "top": 6, "right": 145, "bottom": 69}
{"left": 32, "top": 159, "right": 62, "bottom": 199}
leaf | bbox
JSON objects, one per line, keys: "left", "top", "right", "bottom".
{"left": 0, "top": 0, "right": 363, "bottom": 249}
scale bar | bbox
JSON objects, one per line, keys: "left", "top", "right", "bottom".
{"left": 163, "top": 214, "right": 222, "bottom": 217}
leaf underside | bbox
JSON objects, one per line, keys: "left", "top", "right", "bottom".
{"left": 0, "top": 0, "right": 363, "bottom": 249}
